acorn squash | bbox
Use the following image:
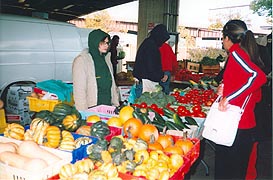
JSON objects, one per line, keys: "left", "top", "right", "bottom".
{"left": 4, "top": 123, "right": 25, "bottom": 140}
{"left": 90, "top": 121, "right": 110, "bottom": 139}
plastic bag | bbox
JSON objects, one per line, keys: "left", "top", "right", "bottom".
{"left": 128, "top": 82, "right": 142, "bottom": 104}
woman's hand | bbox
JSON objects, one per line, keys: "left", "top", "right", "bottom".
{"left": 218, "top": 97, "right": 229, "bottom": 111}
{"left": 217, "top": 83, "right": 224, "bottom": 96}
{"left": 161, "top": 75, "right": 168, "bottom": 82}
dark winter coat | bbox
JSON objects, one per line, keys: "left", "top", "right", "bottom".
{"left": 133, "top": 24, "right": 170, "bottom": 82}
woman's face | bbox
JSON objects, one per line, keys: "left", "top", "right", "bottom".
{"left": 222, "top": 35, "right": 231, "bottom": 52}
{"left": 98, "top": 37, "right": 110, "bottom": 53}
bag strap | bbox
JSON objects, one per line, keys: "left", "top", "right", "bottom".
{"left": 240, "top": 94, "right": 252, "bottom": 112}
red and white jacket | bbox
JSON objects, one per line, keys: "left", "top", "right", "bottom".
{"left": 223, "top": 43, "right": 267, "bottom": 129}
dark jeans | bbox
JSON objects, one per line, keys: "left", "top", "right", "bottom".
{"left": 214, "top": 128, "right": 256, "bottom": 179}
{"left": 159, "top": 71, "right": 171, "bottom": 95}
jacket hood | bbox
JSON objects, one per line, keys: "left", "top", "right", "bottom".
{"left": 88, "top": 29, "right": 110, "bottom": 55}
{"left": 150, "top": 24, "right": 170, "bottom": 47}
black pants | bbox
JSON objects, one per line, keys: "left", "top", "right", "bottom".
{"left": 214, "top": 128, "right": 256, "bottom": 179}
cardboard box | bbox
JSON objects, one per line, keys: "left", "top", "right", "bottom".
{"left": 118, "top": 86, "right": 131, "bottom": 102}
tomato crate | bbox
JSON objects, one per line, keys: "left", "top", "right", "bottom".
{"left": 27, "top": 96, "right": 60, "bottom": 112}
{"left": 0, "top": 136, "right": 72, "bottom": 180}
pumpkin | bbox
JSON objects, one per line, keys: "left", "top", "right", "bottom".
{"left": 148, "top": 134, "right": 163, "bottom": 151}
{"left": 75, "top": 125, "right": 91, "bottom": 136}
{"left": 123, "top": 118, "right": 143, "bottom": 138}
{"left": 138, "top": 124, "right": 159, "bottom": 142}
{"left": 30, "top": 118, "right": 50, "bottom": 144}
{"left": 107, "top": 116, "right": 123, "bottom": 127}
{"left": 174, "top": 138, "right": 194, "bottom": 154}
{"left": 74, "top": 158, "right": 94, "bottom": 174}
{"left": 119, "top": 105, "right": 134, "bottom": 123}
{"left": 62, "top": 114, "right": 82, "bottom": 132}
{"left": 86, "top": 115, "right": 101, "bottom": 123}
{"left": 157, "top": 133, "right": 174, "bottom": 149}
{"left": 4, "top": 123, "right": 25, "bottom": 140}
{"left": 164, "top": 144, "right": 184, "bottom": 156}
{"left": 90, "top": 121, "right": 110, "bottom": 139}
{"left": 59, "top": 163, "right": 78, "bottom": 179}
{"left": 43, "top": 126, "right": 61, "bottom": 148}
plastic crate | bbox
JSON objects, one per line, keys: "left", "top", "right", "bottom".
{"left": 71, "top": 133, "right": 98, "bottom": 163}
{"left": 0, "top": 136, "right": 72, "bottom": 180}
{"left": 171, "top": 137, "right": 201, "bottom": 166}
{"left": 118, "top": 155, "right": 191, "bottom": 180}
{"left": 80, "top": 105, "right": 118, "bottom": 121}
{"left": 27, "top": 96, "right": 60, "bottom": 112}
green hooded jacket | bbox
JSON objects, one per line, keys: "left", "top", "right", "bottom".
{"left": 88, "top": 29, "right": 112, "bottom": 105}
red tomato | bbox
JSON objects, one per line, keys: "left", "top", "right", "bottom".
{"left": 150, "top": 103, "right": 158, "bottom": 110}
{"left": 197, "top": 112, "right": 207, "bottom": 118}
{"left": 157, "top": 108, "right": 164, "bottom": 116}
{"left": 140, "top": 102, "right": 148, "bottom": 108}
{"left": 177, "top": 106, "right": 187, "bottom": 113}
{"left": 192, "top": 105, "right": 202, "bottom": 112}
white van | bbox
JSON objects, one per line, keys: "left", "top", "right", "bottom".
{"left": 0, "top": 14, "right": 93, "bottom": 101}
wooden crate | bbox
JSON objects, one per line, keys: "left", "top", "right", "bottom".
{"left": 187, "top": 62, "right": 200, "bottom": 72}
{"left": 202, "top": 64, "right": 220, "bottom": 74}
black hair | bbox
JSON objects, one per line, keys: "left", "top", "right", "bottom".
{"left": 222, "top": 19, "right": 264, "bottom": 69}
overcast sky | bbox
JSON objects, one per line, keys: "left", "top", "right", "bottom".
{"left": 105, "top": 0, "right": 270, "bottom": 30}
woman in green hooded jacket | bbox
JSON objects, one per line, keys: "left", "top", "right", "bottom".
{"left": 72, "top": 29, "right": 120, "bottom": 110}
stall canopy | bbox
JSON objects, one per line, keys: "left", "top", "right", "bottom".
{"left": 0, "top": 0, "right": 136, "bottom": 21}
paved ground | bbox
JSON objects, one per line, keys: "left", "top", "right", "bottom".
{"left": 185, "top": 138, "right": 272, "bottom": 180}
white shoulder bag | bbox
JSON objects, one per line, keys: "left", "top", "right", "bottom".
{"left": 202, "top": 94, "right": 251, "bottom": 147}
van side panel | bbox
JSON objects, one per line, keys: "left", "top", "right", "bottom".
{"left": 0, "top": 19, "right": 54, "bottom": 89}
{"left": 48, "top": 24, "right": 83, "bottom": 82}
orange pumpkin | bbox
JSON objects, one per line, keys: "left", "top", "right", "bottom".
{"left": 164, "top": 144, "right": 184, "bottom": 156}
{"left": 148, "top": 134, "right": 163, "bottom": 151}
{"left": 138, "top": 124, "right": 159, "bottom": 142}
{"left": 123, "top": 118, "right": 143, "bottom": 138}
{"left": 157, "top": 133, "right": 174, "bottom": 149}
{"left": 175, "top": 138, "right": 194, "bottom": 154}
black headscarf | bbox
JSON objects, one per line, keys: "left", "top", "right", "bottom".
{"left": 133, "top": 24, "right": 170, "bottom": 82}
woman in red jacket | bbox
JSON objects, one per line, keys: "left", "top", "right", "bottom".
{"left": 215, "top": 20, "right": 267, "bottom": 179}
{"left": 159, "top": 42, "right": 178, "bottom": 94}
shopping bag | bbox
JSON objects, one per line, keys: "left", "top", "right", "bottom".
{"left": 202, "top": 95, "right": 251, "bottom": 147}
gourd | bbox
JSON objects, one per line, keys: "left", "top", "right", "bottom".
{"left": 43, "top": 126, "right": 61, "bottom": 148}
{"left": 3, "top": 123, "right": 25, "bottom": 140}
{"left": 17, "top": 140, "right": 61, "bottom": 165}
{"left": 0, "top": 151, "right": 48, "bottom": 171}
{"left": 62, "top": 114, "right": 82, "bottom": 132}
{"left": 30, "top": 118, "right": 50, "bottom": 144}
{"left": 74, "top": 158, "right": 94, "bottom": 174}
{"left": 75, "top": 125, "right": 91, "bottom": 136}
{"left": 35, "top": 110, "right": 57, "bottom": 125}
{"left": 90, "top": 121, "right": 110, "bottom": 139}
{"left": 59, "top": 163, "right": 78, "bottom": 179}
{"left": 59, "top": 130, "right": 75, "bottom": 151}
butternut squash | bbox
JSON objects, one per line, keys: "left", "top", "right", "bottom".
{"left": 17, "top": 140, "right": 61, "bottom": 165}
{"left": 0, "top": 142, "right": 18, "bottom": 153}
{"left": 0, "top": 151, "right": 48, "bottom": 171}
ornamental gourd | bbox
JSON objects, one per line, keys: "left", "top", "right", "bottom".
{"left": 4, "top": 123, "right": 25, "bottom": 140}
{"left": 30, "top": 118, "right": 50, "bottom": 145}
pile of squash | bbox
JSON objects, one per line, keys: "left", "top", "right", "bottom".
{"left": 58, "top": 132, "right": 192, "bottom": 180}
{"left": 3, "top": 103, "right": 91, "bottom": 151}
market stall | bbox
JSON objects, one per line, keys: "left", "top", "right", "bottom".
{"left": 0, "top": 77, "right": 219, "bottom": 179}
